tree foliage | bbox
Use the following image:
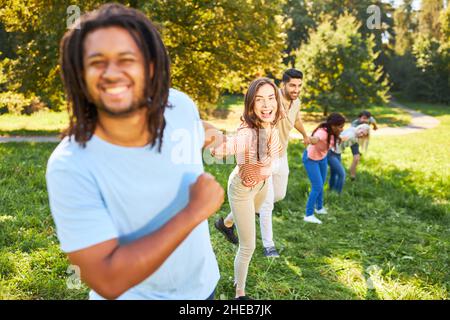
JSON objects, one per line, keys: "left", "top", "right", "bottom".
{"left": 283, "top": 0, "right": 394, "bottom": 66}
{"left": 418, "top": 0, "right": 444, "bottom": 41}
{"left": 143, "top": 0, "right": 286, "bottom": 115}
{"left": 1, "top": 0, "right": 448, "bottom": 115}
{"left": 392, "top": 0, "right": 417, "bottom": 56}
{"left": 0, "top": 0, "right": 285, "bottom": 114}
{"left": 386, "top": 1, "right": 449, "bottom": 104}
{"left": 296, "top": 14, "right": 389, "bottom": 115}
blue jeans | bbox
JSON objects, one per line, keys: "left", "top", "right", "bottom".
{"left": 302, "top": 150, "right": 327, "bottom": 216}
{"left": 327, "top": 150, "right": 345, "bottom": 193}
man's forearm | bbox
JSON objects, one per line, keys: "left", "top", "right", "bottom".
{"left": 295, "top": 117, "right": 308, "bottom": 137}
{"left": 85, "top": 206, "right": 203, "bottom": 299}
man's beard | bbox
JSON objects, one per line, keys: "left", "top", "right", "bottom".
{"left": 282, "top": 88, "right": 298, "bottom": 101}
{"left": 288, "top": 92, "right": 298, "bottom": 101}
{"left": 95, "top": 97, "right": 148, "bottom": 117}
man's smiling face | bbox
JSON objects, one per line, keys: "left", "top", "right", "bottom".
{"left": 83, "top": 26, "right": 148, "bottom": 116}
{"left": 282, "top": 78, "right": 302, "bottom": 101}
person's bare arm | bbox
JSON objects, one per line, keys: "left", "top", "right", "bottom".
{"left": 202, "top": 121, "right": 225, "bottom": 149}
{"left": 294, "top": 113, "right": 310, "bottom": 145}
{"left": 67, "top": 173, "right": 224, "bottom": 300}
{"left": 310, "top": 136, "right": 320, "bottom": 144}
{"left": 202, "top": 120, "right": 246, "bottom": 158}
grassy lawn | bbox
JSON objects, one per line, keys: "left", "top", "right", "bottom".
{"left": 0, "top": 101, "right": 448, "bottom": 299}
{"left": 0, "top": 111, "right": 69, "bottom": 136}
{"left": 208, "top": 103, "right": 449, "bottom": 300}
{"left": 0, "top": 95, "right": 411, "bottom": 137}
{"left": 0, "top": 142, "right": 88, "bottom": 299}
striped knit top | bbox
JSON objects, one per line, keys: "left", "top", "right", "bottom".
{"left": 211, "top": 124, "right": 283, "bottom": 187}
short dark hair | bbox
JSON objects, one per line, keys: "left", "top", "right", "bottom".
{"left": 358, "top": 110, "right": 372, "bottom": 118}
{"left": 282, "top": 68, "right": 303, "bottom": 83}
{"left": 60, "top": 3, "right": 171, "bottom": 151}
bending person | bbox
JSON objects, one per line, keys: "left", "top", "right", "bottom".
{"left": 328, "top": 124, "right": 371, "bottom": 193}
{"left": 303, "top": 113, "right": 345, "bottom": 224}
{"left": 207, "top": 78, "right": 283, "bottom": 299}
{"left": 215, "top": 69, "right": 310, "bottom": 257}
{"left": 349, "top": 111, "right": 377, "bottom": 180}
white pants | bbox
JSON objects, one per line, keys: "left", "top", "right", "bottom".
{"left": 225, "top": 153, "right": 289, "bottom": 248}
{"left": 258, "top": 153, "right": 289, "bottom": 248}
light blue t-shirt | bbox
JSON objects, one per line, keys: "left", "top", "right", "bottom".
{"left": 46, "top": 89, "right": 220, "bottom": 300}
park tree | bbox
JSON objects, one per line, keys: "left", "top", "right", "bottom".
{"left": 283, "top": 0, "right": 394, "bottom": 71}
{"left": 392, "top": 0, "right": 417, "bottom": 56}
{"left": 385, "top": 0, "right": 418, "bottom": 93}
{"left": 0, "top": 0, "right": 101, "bottom": 110}
{"left": 282, "top": 0, "right": 315, "bottom": 67}
{"left": 296, "top": 14, "right": 389, "bottom": 115}
{"left": 386, "top": 1, "right": 449, "bottom": 104}
{"left": 0, "top": 0, "right": 285, "bottom": 115}
{"left": 418, "top": 0, "right": 444, "bottom": 41}
{"left": 142, "top": 0, "right": 286, "bottom": 115}
{"left": 409, "top": 4, "right": 450, "bottom": 104}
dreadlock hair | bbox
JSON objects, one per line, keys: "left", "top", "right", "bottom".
{"left": 312, "top": 113, "right": 346, "bottom": 148}
{"left": 60, "top": 3, "right": 171, "bottom": 151}
{"left": 241, "top": 77, "right": 282, "bottom": 161}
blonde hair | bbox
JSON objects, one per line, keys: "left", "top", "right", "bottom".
{"left": 356, "top": 124, "right": 371, "bottom": 152}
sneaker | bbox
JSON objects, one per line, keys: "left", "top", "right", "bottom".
{"left": 214, "top": 217, "right": 238, "bottom": 244}
{"left": 315, "top": 207, "right": 328, "bottom": 215}
{"left": 304, "top": 215, "right": 322, "bottom": 224}
{"left": 263, "top": 246, "right": 280, "bottom": 258}
{"left": 235, "top": 295, "right": 253, "bottom": 300}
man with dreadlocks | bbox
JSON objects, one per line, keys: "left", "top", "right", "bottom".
{"left": 46, "top": 3, "right": 224, "bottom": 300}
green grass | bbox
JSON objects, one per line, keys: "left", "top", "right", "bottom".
{"left": 395, "top": 99, "right": 449, "bottom": 117}
{"left": 0, "top": 101, "right": 448, "bottom": 299}
{"left": 0, "top": 143, "right": 88, "bottom": 299}
{"left": 0, "top": 111, "right": 69, "bottom": 136}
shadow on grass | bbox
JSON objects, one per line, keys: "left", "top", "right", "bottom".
{"left": 277, "top": 142, "right": 449, "bottom": 299}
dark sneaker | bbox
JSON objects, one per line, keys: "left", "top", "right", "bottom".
{"left": 235, "top": 295, "right": 253, "bottom": 300}
{"left": 214, "top": 217, "right": 238, "bottom": 245}
{"left": 263, "top": 246, "right": 280, "bottom": 258}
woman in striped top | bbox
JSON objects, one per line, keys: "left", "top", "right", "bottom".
{"left": 208, "top": 78, "right": 283, "bottom": 299}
